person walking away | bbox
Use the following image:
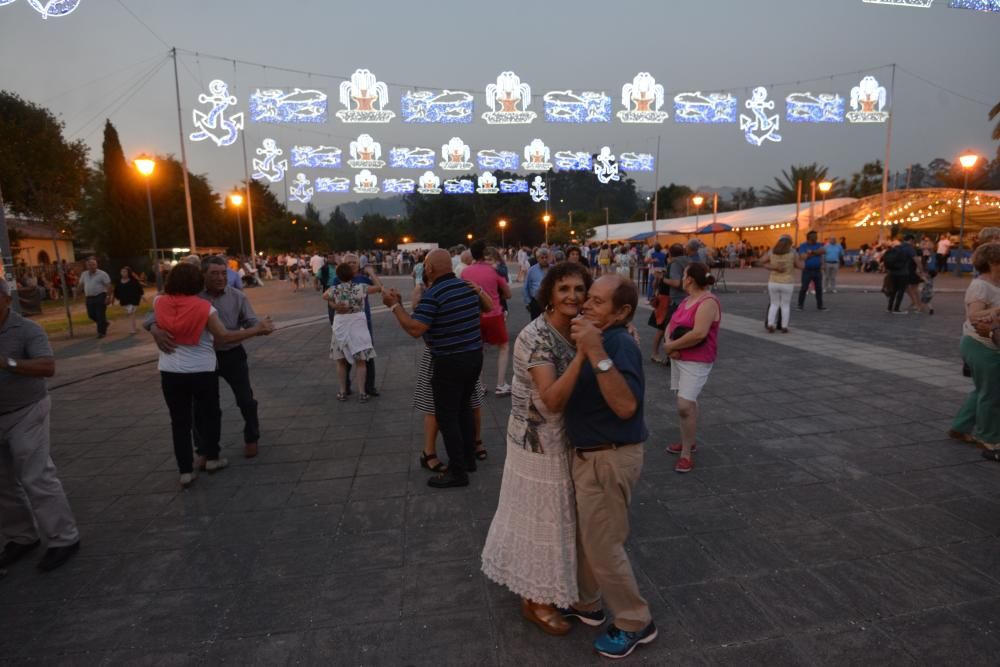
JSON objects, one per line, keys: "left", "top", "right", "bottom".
{"left": 114, "top": 266, "right": 144, "bottom": 334}
{"left": 760, "top": 235, "right": 800, "bottom": 332}
{"left": 561, "top": 274, "right": 656, "bottom": 659}
{"left": 936, "top": 235, "right": 952, "bottom": 275}
{"left": 647, "top": 268, "right": 671, "bottom": 364}
{"left": 482, "top": 262, "right": 593, "bottom": 636}
{"left": 382, "top": 249, "right": 487, "bottom": 488}
{"left": 883, "top": 236, "right": 918, "bottom": 314}
{"left": 823, "top": 236, "right": 844, "bottom": 293}
{"left": 0, "top": 279, "right": 80, "bottom": 572}
{"left": 489, "top": 247, "right": 510, "bottom": 318}
{"left": 662, "top": 263, "right": 722, "bottom": 473}
{"left": 78, "top": 256, "right": 113, "bottom": 338}
{"left": 309, "top": 252, "right": 324, "bottom": 290}
{"left": 318, "top": 253, "right": 339, "bottom": 324}
{"left": 797, "top": 231, "right": 826, "bottom": 310}
{"left": 326, "top": 262, "right": 382, "bottom": 402}
{"left": 463, "top": 241, "right": 513, "bottom": 396}
{"left": 524, "top": 248, "right": 551, "bottom": 320}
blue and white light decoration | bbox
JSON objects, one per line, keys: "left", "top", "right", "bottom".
{"left": 444, "top": 178, "right": 475, "bottom": 195}
{"left": 315, "top": 177, "right": 350, "bottom": 193}
{"left": 846, "top": 76, "right": 889, "bottom": 123}
{"left": 500, "top": 178, "right": 529, "bottom": 194}
{"left": 0, "top": 0, "right": 15, "bottom": 6}
{"left": 785, "top": 93, "right": 845, "bottom": 123}
{"left": 17, "top": 0, "right": 82, "bottom": 19}
{"left": 554, "top": 151, "right": 593, "bottom": 171}
{"left": 389, "top": 147, "right": 435, "bottom": 169}
{"left": 477, "top": 149, "right": 519, "bottom": 171}
{"left": 252, "top": 139, "right": 288, "bottom": 183}
{"left": 291, "top": 145, "right": 342, "bottom": 169}
{"left": 543, "top": 90, "right": 611, "bottom": 123}
{"left": 673, "top": 92, "right": 737, "bottom": 124}
{"left": 617, "top": 73, "right": 668, "bottom": 123}
{"left": 619, "top": 152, "right": 655, "bottom": 172}
{"left": 523, "top": 139, "right": 552, "bottom": 171}
{"left": 483, "top": 72, "right": 536, "bottom": 124}
{"left": 477, "top": 172, "right": 499, "bottom": 194}
{"left": 440, "top": 138, "right": 474, "bottom": 171}
{"left": 289, "top": 173, "right": 314, "bottom": 203}
{"left": 383, "top": 178, "right": 416, "bottom": 194}
{"left": 949, "top": 0, "right": 1000, "bottom": 11}
{"left": 401, "top": 90, "right": 474, "bottom": 123}
{"left": 529, "top": 176, "right": 548, "bottom": 203}
{"left": 417, "top": 171, "right": 442, "bottom": 195}
{"left": 861, "top": 0, "right": 934, "bottom": 6}
{"left": 739, "top": 87, "right": 782, "bottom": 146}
{"left": 249, "top": 88, "right": 327, "bottom": 124}
{"left": 190, "top": 80, "right": 244, "bottom": 147}
{"left": 348, "top": 134, "right": 385, "bottom": 169}
{"left": 337, "top": 69, "right": 395, "bottom": 123}
{"left": 354, "top": 170, "right": 379, "bottom": 194}
{"left": 594, "top": 147, "right": 620, "bottom": 184}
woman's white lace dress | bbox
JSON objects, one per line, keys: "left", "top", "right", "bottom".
{"left": 481, "top": 316, "right": 578, "bottom": 606}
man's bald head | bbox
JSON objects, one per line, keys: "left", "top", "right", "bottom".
{"left": 425, "top": 249, "right": 452, "bottom": 280}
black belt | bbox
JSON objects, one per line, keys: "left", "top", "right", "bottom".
{"left": 575, "top": 443, "right": 637, "bottom": 459}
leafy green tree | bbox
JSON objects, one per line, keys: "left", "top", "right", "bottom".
{"left": 325, "top": 206, "right": 356, "bottom": 251}
{"left": 847, "top": 161, "right": 884, "bottom": 199}
{"left": 761, "top": 164, "right": 836, "bottom": 204}
{"left": 730, "top": 187, "right": 758, "bottom": 210}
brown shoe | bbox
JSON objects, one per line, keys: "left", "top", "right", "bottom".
{"left": 521, "top": 599, "right": 572, "bottom": 636}
{"left": 244, "top": 442, "right": 258, "bottom": 458}
{"left": 947, "top": 429, "right": 977, "bottom": 445}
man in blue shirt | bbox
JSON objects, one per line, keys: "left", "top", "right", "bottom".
{"left": 523, "top": 247, "right": 551, "bottom": 320}
{"left": 823, "top": 236, "right": 845, "bottom": 294}
{"left": 560, "top": 274, "right": 656, "bottom": 659}
{"left": 797, "top": 230, "right": 827, "bottom": 310}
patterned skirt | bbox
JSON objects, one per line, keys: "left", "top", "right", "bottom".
{"left": 412, "top": 347, "right": 485, "bottom": 414}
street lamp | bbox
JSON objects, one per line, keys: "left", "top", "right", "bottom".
{"left": 692, "top": 195, "right": 704, "bottom": 232}
{"left": 229, "top": 189, "right": 245, "bottom": 258}
{"left": 818, "top": 181, "right": 833, "bottom": 217}
{"left": 467, "top": 233, "right": 473, "bottom": 242}
{"left": 957, "top": 151, "right": 980, "bottom": 269}
{"left": 402, "top": 236, "right": 411, "bottom": 244}
{"left": 543, "top": 213, "right": 551, "bottom": 245}
{"left": 133, "top": 154, "right": 163, "bottom": 292}
{"left": 498, "top": 219, "right": 507, "bottom": 249}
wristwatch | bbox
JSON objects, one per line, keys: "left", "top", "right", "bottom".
{"left": 595, "top": 358, "right": 614, "bottom": 374}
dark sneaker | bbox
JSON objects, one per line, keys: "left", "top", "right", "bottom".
{"left": 594, "top": 622, "right": 657, "bottom": 659}
{"left": 556, "top": 605, "right": 606, "bottom": 627}
{"left": 37, "top": 541, "right": 80, "bottom": 572}
{"left": 427, "top": 472, "right": 469, "bottom": 489}
{"left": 0, "top": 540, "right": 40, "bottom": 568}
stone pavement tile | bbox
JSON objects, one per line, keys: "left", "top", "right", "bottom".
{"left": 765, "top": 519, "right": 863, "bottom": 565}
{"left": 300, "top": 457, "right": 358, "bottom": 480}
{"left": 101, "top": 491, "right": 177, "bottom": 521}
{"left": 403, "top": 524, "right": 479, "bottom": 565}
{"left": 880, "top": 505, "right": 987, "bottom": 546}
{"left": 405, "top": 490, "right": 473, "bottom": 526}
{"left": 639, "top": 472, "right": 715, "bottom": 503}
{"left": 87, "top": 550, "right": 186, "bottom": 596}
{"left": 26, "top": 593, "right": 153, "bottom": 657}
{"left": 829, "top": 476, "right": 920, "bottom": 510}
{"left": 729, "top": 490, "right": 814, "bottom": 531}
{"left": 401, "top": 559, "right": 486, "bottom": 617}
{"left": 631, "top": 498, "right": 686, "bottom": 541}
{"left": 892, "top": 441, "right": 985, "bottom": 469}
{"left": 332, "top": 529, "right": 404, "bottom": 572}
{"left": 340, "top": 497, "right": 407, "bottom": 533}
{"left": 100, "top": 646, "right": 209, "bottom": 666}
{"left": 790, "top": 455, "right": 869, "bottom": 482}
{"left": 349, "top": 472, "right": 409, "bottom": 500}
{"left": 129, "top": 515, "right": 214, "bottom": 552}
{"left": 883, "top": 607, "right": 1000, "bottom": 667}
{"left": 251, "top": 537, "right": 335, "bottom": 582}
{"left": 940, "top": 538, "right": 1000, "bottom": 583}
{"left": 253, "top": 444, "right": 316, "bottom": 464}
{"left": 201, "top": 632, "right": 302, "bottom": 666}
{"left": 168, "top": 546, "right": 255, "bottom": 589}
{"left": 634, "top": 536, "right": 724, "bottom": 588}
{"left": 271, "top": 426, "right": 327, "bottom": 445}
{"left": 226, "top": 577, "right": 319, "bottom": 637}
{"left": 790, "top": 624, "right": 917, "bottom": 666}
{"left": 876, "top": 548, "right": 1000, "bottom": 606}
{"left": 693, "top": 529, "right": 794, "bottom": 577}
{"left": 0, "top": 553, "right": 111, "bottom": 605}
{"left": 269, "top": 505, "right": 344, "bottom": 541}
{"left": 60, "top": 473, "right": 147, "bottom": 499}
{"left": 757, "top": 434, "right": 856, "bottom": 461}
{"left": 222, "top": 482, "right": 296, "bottom": 512}
{"left": 822, "top": 512, "right": 925, "bottom": 557}
{"left": 812, "top": 559, "right": 936, "bottom": 618}
{"left": 356, "top": 452, "right": 411, "bottom": 476}
{"left": 951, "top": 597, "right": 1000, "bottom": 648}
{"left": 162, "top": 485, "right": 242, "bottom": 519}
{"left": 128, "top": 469, "right": 191, "bottom": 495}
{"left": 129, "top": 588, "right": 235, "bottom": 647}
{"left": 297, "top": 622, "right": 406, "bottom": 665}
{"left": 361, "top": 435, "right": 415, "bottom": 455}
{"left": 313, "top": 568, "right": 404, "bottom": 626}
{"left": 68, "top": 495, "right": 117, "bottom": 523}
{"left": 666, "top": 496, "right": 748, "bottom": 534}
{"left": 287, "top": 478, "right": 353, "bottom": 507}
{"left": 665, "top": 580, "right": 777, "bottom": 645}
{"left": 397, "top": 610, "right": 499, "bottom": 667}
{"left": 781, "top": 483, "right": 868, "bottom": 517}
{"left": 742, "top": 569, "right": 854, "bottom": 632}
{"left": 704, "top": 638, "right": 809, "bottom": 666}
{"left": 239, "top": 461, "right": 308, "bottom": 484}
{"left": 936, "top": 463, "right": 1000, "bottom": 498}
{"left": 73, "top": 518, "right": 152, "bottom": 556}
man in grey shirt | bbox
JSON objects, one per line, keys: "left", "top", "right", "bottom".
{"left": 148, "top": 257, "right": 269, "bottom": 459}
{"left": 77, "top": 256, "right": 114, "bottom": 338}
{"left": 0, "top": 279, "right": 80, "bottom": 572}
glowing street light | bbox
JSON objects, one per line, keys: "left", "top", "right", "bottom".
{"left": 692, "top": 195, "right": 704, "bottom": 231}
{"left": 467, "top": 233, "right": 473, "bottom": 241}
{"left": 376, "top": 237, "right": 384, "bottom": 245}
{"left": 402, "top": 236, "right": 411, "bottom": 244}
{"left": 133, "top": 154, "right": 163, "bottom": 292}
{"left": 498, "top": 219, "right": 507, "bottom": 249}
{"left": 957, "top": 151, "right": 980, "bottom": 265}
{"left": 229, "top": 189, "right": 246, "bottom": 258}
{"left": 543, "top": 213, "right": 551, "bottom": 245}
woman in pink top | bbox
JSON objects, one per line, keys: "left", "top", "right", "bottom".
{"left": 662, "top": 263, "right": 721, "bottom": 474}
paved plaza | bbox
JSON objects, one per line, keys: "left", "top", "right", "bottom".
{"left": 1, "top": 275, "right": 999, "bottom": 666}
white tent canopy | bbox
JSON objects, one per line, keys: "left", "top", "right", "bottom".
{"left": 589, "top": 198, "right": 858, "bottom": 242}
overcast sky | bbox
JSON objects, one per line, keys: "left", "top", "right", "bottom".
{"left": 1, "top": 0, "right": 997, "bottom": 211}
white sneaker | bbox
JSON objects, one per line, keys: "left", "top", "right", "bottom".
{"left": 495, "top": 384, "right": 512, "bottom": 396}
{"left": 205, "top": 458, "right": 229, "bottom": 473}
{"left": 179, "top": 473, "right": 194, "bottom": 488}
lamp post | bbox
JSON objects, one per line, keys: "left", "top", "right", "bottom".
{"left": 133, "top": 154, "right": 163, "bottom": 292}
{"left": 229, "top": 190, "right": 245, "bottom": 259}
{"left": 498, "top": 219, "right": 507, "bottom": 249}
{"left": 818, "top": 181, "right": 833, "bottom": 217}
{"left": 692, "top": 195, "right": 704, "bottom": 233}
{"left": 603, "top": 207, "right": 610, "bottom": 242}
{"left": 543, "top": 213, "right": 551, "bottom": 245}
{"left": 958, "top": 152, "right": 979, "bottom": 272}
{"left": 467, "top": 233, "right": 473, "bottom": 242}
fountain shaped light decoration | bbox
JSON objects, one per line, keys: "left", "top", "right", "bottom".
{"left": 482, "top": 71, "right": 537, "bottom": 124}
{"left": 440, "top": 137, "right": 474, "bottom": 171}
{"left": 617, "top": 73, "right": 668, "bottom": 123}
{"left": 846, "top": 76, "right": 889, "bottom": 123}
{"left": 348, "top": 134, "right": 386, "bottom": 169}
{"left": 337, "top": 69, "right": 395, "bottom": 123}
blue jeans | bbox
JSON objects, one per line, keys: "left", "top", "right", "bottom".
{"left": 798, "top": 268, "right": 823, "bottom": 308}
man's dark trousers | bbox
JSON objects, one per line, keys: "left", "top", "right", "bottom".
{"left": 85, "top": 295, "right": 109, "bottom": 335}
{"left": 798, "top": 268, "right": 824, "bottom": 309}
{"left": 431, "top": 349, "right": 483, "bottom": 475}
{"left": 216, "top": 346, "right": 260, "bottom": 444}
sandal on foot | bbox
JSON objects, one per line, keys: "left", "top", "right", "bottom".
{"left": 359, "top": 393, "right": 370, "bottom": 403}
{"left": 336, "top": 392, "right": 348, "bottom": 402}
{"left": 420, "top": 452, "right": 448, "bottom": 472}
{"left": 475, "top": 440, "right": 488, "bottom": 461}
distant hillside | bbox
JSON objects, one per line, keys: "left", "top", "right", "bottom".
{"left": 318, "top": 196, "right": 407, "bottom": 222}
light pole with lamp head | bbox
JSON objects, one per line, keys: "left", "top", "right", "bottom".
{"left": 133, "top": 154, "right": 163, "bottom": 292}
{"left": 498, "top": 219, "right": 507, "bottom": 249}
{"left": 229, "top": 190, "right": 245, "bottom": 259}
{"left": 692, "top": 195, "right": 704, "bottom": 233}
{"left": 543, "top": 213, "right": 551, "bottom": 245}
{"left": 957, "top": 151, "right": 979, "bottom": 273}
{"left": 818, "top": 181, "right": 833, "bottom": 216}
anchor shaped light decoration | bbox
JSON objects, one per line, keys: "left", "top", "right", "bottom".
{"left": 252, "top": 139, "right": 288, "bottom": 183}
{"left": 618, "top": 73, "right": 668, "bottom": 123}
{"left": 190, "top": 80, "right": 245, "bottom": 148}
{"left": 417, "top": 171, "right": 442, "bottom": 195}
{"left": 347, "top": 134, "right": 386, "bottom": 169}
{"left": 353, "top": 170, "right": 379, "bottom": 194}
{"left": 337, "top": 69, "right": 395, "bottom": 123}
{"left": 289, "top": 173, "right": 314, "bottom": 204}
{"left": 523, "top": 139, "right": 552, "bottom": 171}
{"left": 483, "top": 71, "right": 537, "bottom": 124}
{"left": 440, "top": 137, "right": 474, "bottom": 171}
{"left": 846, "top": 76, "right": 889, "bottom": 123}
{"left": 315, "top": 177, "right": 351, "bottom": 193}
{"left": 739, "top": 87, "right": 782, "bottom": 147}
{"left": 529, "top": 176, "right": 549, "bottom": 203}
{"left": 7, "top": 0, "right": 83, "bottom": 19}
{"left": 476, "top": 172, "right": 499, "bottom": 194}
{"left": 594, "top": 147, "right": 620, "bottom": 184}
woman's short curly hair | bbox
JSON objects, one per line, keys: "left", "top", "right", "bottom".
{"left": 164, "top": 262, "right": 204, "bottom": 296}
{"left": 972, "top": 242, "right": 1000, "bottom": 274}
{"left": 536, "top": 261, "right": 593, "bottom": 310}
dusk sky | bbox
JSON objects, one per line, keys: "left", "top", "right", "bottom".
{"left": 1, "top": 0, "right": 997, "bottom": 212}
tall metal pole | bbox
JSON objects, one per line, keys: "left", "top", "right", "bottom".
{"left": 652, "top": 135, "right": 661, "bottom": 241}
{"left": 235, "top": 205, "right": 245, "bottom": 258}
{"left": 144, "top": 180, "right": 163, "bottom": 292}
{"left": 879, "top": 63, "right": 896, "bottom": 242}
{"left": 958, "top": 169, "right": 969, "bottom": 273}
{"left": 604, "top": 207, "right": 610, "bottom": 241}
{"left": 810, "top": 180, "right": 817, "bottom": 231}
{"left": 712, "top": 193, "right": 718, "bottom": 225}
{"left": 795, "top": 179, "right": 802, "bottom": 246}
{"left": 239, "top": 107, "right": 257, "bottom": 261}
{"left": 0, "top": 184, "right": 20, "bottom": 313}
{"left": 171, "top": 47, "right": 197, "bottom": 251}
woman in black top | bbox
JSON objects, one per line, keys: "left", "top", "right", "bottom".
{"left": 114, "top": 266, "right": 144, "bottom": 334}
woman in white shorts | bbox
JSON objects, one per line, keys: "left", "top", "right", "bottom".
{"left": 662, "top": 262, "right": 721, "bottom": 474}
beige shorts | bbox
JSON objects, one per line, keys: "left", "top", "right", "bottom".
{"left": 669, "top": 360, "right": 713, "bottom": 402}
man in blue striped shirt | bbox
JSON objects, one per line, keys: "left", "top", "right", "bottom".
{"left": 383, "top": 249, "right": 486, "bottom": 488}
